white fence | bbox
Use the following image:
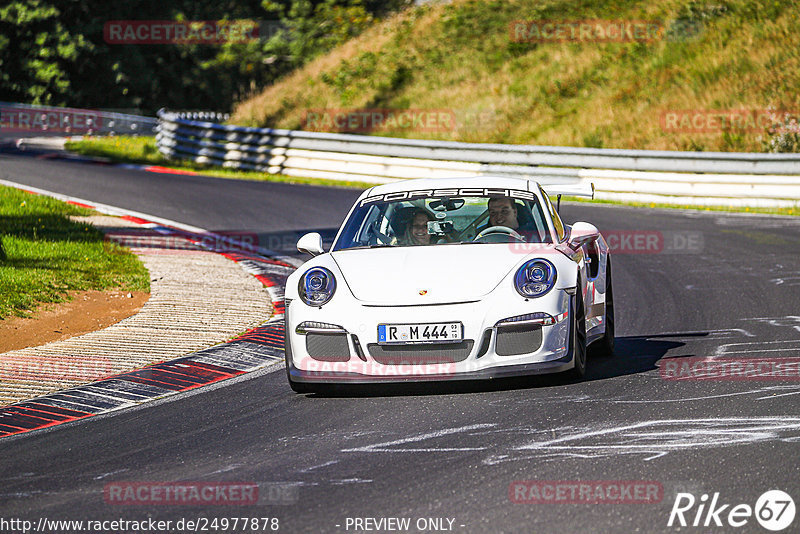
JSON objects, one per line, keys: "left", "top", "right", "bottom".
{"left": 155, "top": 110, "right": 800, "bottom": 208}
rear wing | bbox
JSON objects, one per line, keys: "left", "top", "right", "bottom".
{"left": 538, "top": 182, "right": 595, "bottom": 213}
{"left": 539, "top": 182, "right": 595, "bottom": 199}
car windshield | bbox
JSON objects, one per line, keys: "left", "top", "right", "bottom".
{"left": 333, "top": 191, "right": 552, "bottom": 251}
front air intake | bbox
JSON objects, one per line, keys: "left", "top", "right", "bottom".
{"left": 495, "top": 324, "right": 542, "bottom": 356}
{"left": 366, "top": 341, "right": 474, "bottom": 365}
{"left": 306, "top": 333, "right": 350, "bottom": 362}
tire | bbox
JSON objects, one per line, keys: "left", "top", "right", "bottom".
{"left": 285, "top": 332, "right": 314, "bottom": 394}
{"left": 567, "top": 286, "right": 588, "bottom": 380}
{"left": 591, "top": 258, "right": 615, "bottom": 357}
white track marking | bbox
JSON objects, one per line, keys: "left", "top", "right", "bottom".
{"left": 342, "top": 423, "right": 497, "bottom": 453}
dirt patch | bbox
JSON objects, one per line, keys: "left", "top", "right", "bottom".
{"left": 0, "top": 290, "right": 150, "bottom": 353}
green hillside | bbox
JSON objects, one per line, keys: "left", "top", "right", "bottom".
{"left": 231, "top": 0, "right": 800, "bottom": 152}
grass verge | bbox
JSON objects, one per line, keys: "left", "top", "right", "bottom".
{"left": 0, "top": 186, "right": 150, "bottom": 319}
{"left": 560, "top": 195, "right": 799, "bottom": 216}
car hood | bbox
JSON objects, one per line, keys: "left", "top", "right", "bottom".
{"left": 330, "top": 244, "right": 556, "bottom": 305}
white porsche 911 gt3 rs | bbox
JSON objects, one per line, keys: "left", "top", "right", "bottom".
{"left": 284, "top": 176, "right": 614, "bottom": 392}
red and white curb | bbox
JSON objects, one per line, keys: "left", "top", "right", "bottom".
{"left": 0, "top": 180, "right": 296, "bottom": 439}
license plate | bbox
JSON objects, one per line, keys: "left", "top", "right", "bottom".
{"left": 378, "top": 322, "right": 463, "bottom": 344}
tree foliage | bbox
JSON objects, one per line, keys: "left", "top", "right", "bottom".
{"left": 0, "top": 0, "right": 409, "bottom": 113}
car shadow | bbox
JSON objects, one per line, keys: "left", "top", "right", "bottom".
{"left": 584, "top": 332, "right": 696, "bottom": 381}
{"left": 303, "top": 332, "right": 702, "bottom": 398}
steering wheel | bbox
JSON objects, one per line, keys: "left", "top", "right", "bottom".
{"left": 473, "top": 225, "right": 525, "bottom": 243}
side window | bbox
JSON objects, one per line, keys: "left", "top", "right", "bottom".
{"left": 355, "top": 205, "right": 382, "bottom": 244}
{"left": 527, "top": 200, "right": 551, "bottom": 243}
{"left": 540, "top": 188, "right": 566, "bottom": 242}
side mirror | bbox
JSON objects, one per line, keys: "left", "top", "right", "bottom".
{"left": 297, "top": 232, "right": 324, "bottom": 256}
{"left": 568, "top": 222, "right": 600, "bottom": 249}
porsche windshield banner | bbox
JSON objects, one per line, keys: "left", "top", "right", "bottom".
{"left": 359, "top": 188, "right": 536, "bottom": 207}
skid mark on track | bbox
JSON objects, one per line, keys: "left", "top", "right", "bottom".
{"left": 479, "top": 385, "right": 800, "bottom": 407}
{"left": 645, "top": 328, "right": 756, "bottom": 340}
{"left": 335, "top": 418, "right": 800, "bottom": 467}
{"left": 330, "top": 478, "right": 373, "bottom": 485}
{"left": 770, "top": 276, "right": 800, "bottom": 287}
{"left": 714, "top": 339, "right": 800, "bottom": 357}
{"left": 483, "top": 417, "right": 800, "bottom": 465}
{"left": 93, "top": 469, "right": 129, "bottom": 480}
{"left": 299, "top": 460, "right": 340, "bottom": 473}
{"left": 610, "top": 385, "right": 800, "bottom": 403}
{"left": 744, "top": 315, "right": 800, "bottom": 333}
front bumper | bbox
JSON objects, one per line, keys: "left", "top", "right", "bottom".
{"left": 286, "top": 288, "right": 575, "bottom": 384}
{"left": 287, "top": 358, "right": 575, "bottom": 383}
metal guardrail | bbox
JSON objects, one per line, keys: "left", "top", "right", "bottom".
{"left": 156, "top": 109, "right": 800, "bottom": 208}
{"left": 0, "top": 102, "right": 157, "bottom": 137}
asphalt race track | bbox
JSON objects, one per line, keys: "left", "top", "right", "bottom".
{"left": 1, "top": 148, "right": 799, "bottom": 533}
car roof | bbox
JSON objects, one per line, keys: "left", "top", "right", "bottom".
{"left": 363, "top": 175, "right": 541, "bottom": 197}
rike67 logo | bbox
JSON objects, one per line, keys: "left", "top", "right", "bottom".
{"left": 668, "top": 490, "right": 795, "bottom": 531}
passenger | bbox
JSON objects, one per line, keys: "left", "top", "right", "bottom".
{"left": 402, "top": 209, "right": 434, "bottom": 246}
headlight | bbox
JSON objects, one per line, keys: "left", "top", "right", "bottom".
{"left": 299, "top": 267, "right": 336, "bottom": 306}
{"left": 514, "top": 259, "right": 557, "bottom": 298}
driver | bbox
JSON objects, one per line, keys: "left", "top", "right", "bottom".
{"left": 487, "top": 197, "right": 520, "bottom": 229}
{"left": 482, "top": 197, "right": 539, "bottom": 241}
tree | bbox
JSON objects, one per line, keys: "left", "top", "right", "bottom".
{"left": 0, "top": 0, "right": 92, "bottom": 105}
{"left": 0, "top": 0, "right": 410, "bottom": 113}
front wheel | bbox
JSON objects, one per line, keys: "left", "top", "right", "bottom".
{"left": 566, "top": 289, "right": 587, "bottom": 380}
